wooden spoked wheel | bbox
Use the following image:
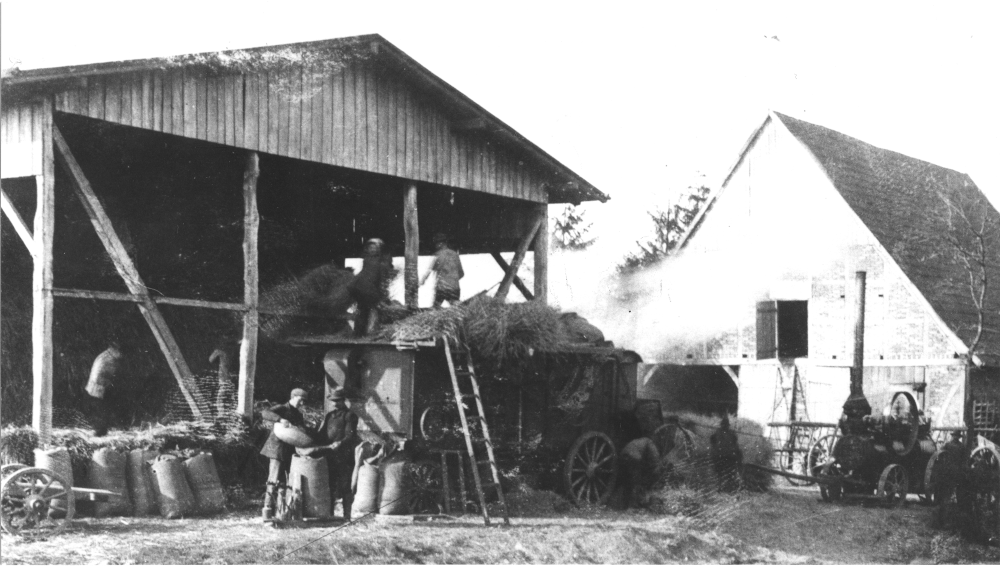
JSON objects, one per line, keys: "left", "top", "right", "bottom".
{"left": 564, "top": 431, "right": 617, "bottom": 505}
{"left": 0, "top": 467, "right": 74, "bottom": 538}
{"left": 807, "top": 434, "right": 839, "bottom": 480}
{"left": 406, "top": 461, "right": 444, "bottom": 515}
{"left": 921, "top": 450, "right": 944, "bottom": 505}
{"left": 969, "top": 446, "right": 1000, "bottom": 544}
{"left": 877, "top": 464, "right": 909, "bottom": 507}
{"left": 818, "top": 461, "right": 844, "bottom": 502}
{"left": 1, "top": 464, "right": 28, "bottom": 480}
{"left": 778, "top": 427, "right": 815, "bottom": 486}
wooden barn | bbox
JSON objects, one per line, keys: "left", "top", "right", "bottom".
{"left": 0, "top": 34, "right": 608, "bottom": 440}
{"left": 640, "top": 112, "right": 999, "bottom": 442}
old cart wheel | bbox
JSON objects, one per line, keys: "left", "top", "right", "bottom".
{"left": 920, "top": 450, "right": 944, "bottom": 505}
{"left": 564, "top": 431, "right": 617, "bottom": 505}
{"left": 887, "top": 392, "right": 920, "bottom": 457}
{"left": 877, "top": 464, "right": 909, "bottom": 507}
{"left": 406, "top": 461, "right": 444, "bottom": 515}
{"left": 807, "top": 434, "right": 838, "bottom": 480}
{"left": 818, "top": 461, "right": 843, "bottom": 502}
{"left": 969, "top": 446, "right": 1000, "bottom": 544}
{"left": 1, "top": 464, "right": 28, "bottom": 480}
{"left": 778, "top": 427, "right": 815, "bottom": 486}
{"left": 0, "top": 467, "right": 75, "bottom": 538}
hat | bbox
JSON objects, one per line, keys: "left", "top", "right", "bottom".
{"left": 328, "top": 387, "right": 348, "bottom": 401}
{"left": 432, "top": 232, "right": 448, "bottom": 244}
{"left": 290, "top": 388, "right": 308, "bottom": 400}
{"left": 365, "top": 238, "right": 384, "bottom": 249}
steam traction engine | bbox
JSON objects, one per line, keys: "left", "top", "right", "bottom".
{"left": 818, "top": 391, "right": 936, "bottom": 505}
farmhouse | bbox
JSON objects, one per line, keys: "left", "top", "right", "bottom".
{"left": 641, "top": 112, "right": 1000, "bottom": 439}
{"left": 0, "top": 34, "right": 608, "bottom": 441}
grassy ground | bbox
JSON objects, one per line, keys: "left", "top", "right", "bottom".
{"left": 2, "top": 487, "right": 998, "bottom": 564}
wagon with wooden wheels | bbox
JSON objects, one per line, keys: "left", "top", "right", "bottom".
{"left": 1, "top": 463, "right": 119, "bottom": 538}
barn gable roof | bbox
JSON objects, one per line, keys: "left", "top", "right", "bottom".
{"left": 681, "top": 113, "right": 1000, "bottom": 363}
{"left": 772, "top": 113, "right": 1000, "bottom": 363}
{"left": 2, "top": 34, "right": 606, "bottom": 204}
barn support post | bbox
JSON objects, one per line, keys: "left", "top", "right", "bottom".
{"left": 238, "top": 152, "right": 260, "bottom": 420}
{"left": 404, "top": 183, "right": 419, "bottom": 308}
{"left": 32, "top": 97, "right": 55, "bottom": 442}
{"left": 52, "top": 125, "right": 205, "bottom": 420}
{"left": 495, "top": 215, "right": 543, "bottom": 301}
{"left": 533, "top": 203, "right": 548, "bottom": 303}
{"left": 236, "top": 151, "right": 260, "bottom": 420}
{"left": 843, "top": 270, "right": 871, "bottom": 418}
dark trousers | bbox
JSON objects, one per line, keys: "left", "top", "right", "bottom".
{"left": 326, "top": 457, "right": 355, "bottom": 515}
{"left": 433, "top": 286, "right": 460, "bottom": 307}
{"left": 268, "top": 458, "right": 292, "bottom": 485}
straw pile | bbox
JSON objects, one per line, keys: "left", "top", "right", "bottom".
{"left": 258, "top": 264, "right": 358, "bottom": 339}
{"left": 380, "top": 295, "right": 566, "bottom": 366}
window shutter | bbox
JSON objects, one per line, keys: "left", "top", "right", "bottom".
{"left": 756, "top": 301, "right": 778, "bottom": 359}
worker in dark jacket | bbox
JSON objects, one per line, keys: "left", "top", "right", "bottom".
{"left": 259, "top": 388, "right": 308, "bottom": 520}
{"left": 311, "top": 387, "right": 359, "bottom": 521}
{"left": 620, "top": 424, "right": 676, "bottom": 508}
{"left": 420, "top": 233, "right": 464, "bottom": 307}
{"left": 85, "top": 343, "right": 123, "bottom": 436}
{"left": 710, "top": 414, "right": 743, "bottom": 492}
{"left": 348, "top": 238, "right": 391, "bottom": 336}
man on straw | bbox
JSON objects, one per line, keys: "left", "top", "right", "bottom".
{"left": 348, "top": 238, "right": 391, "bottom": 336}
{"left": 709, "top": 414, "right": 743, "bottom": 492}
{"left": 420, "top": 232, "right": 464, "bottom": 307}
{"left": 259, "top": 388, "right": 308, "bottom": 520}
{"left": 307, "top": 387, "right": 359, "bottom": 521}
{"left": 620, "top": 423, "right": 677, "bottom": 508}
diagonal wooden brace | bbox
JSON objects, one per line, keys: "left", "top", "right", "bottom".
{"left": 495, "top": 216, "right": 543, "bottom": 301}
{"left": 53, "top": 126, "right": 205, "bottom": 420}
{"left": 1, "top": 188, "right": 35, "bottom": 254}
{"left": 490, "top": 252, "right": 533, "bottom": 301}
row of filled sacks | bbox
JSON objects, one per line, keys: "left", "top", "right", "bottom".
{"left": 34, "top": 446, "right": 226, "bottom": 519}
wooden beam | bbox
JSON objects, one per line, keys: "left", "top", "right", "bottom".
{"left": 404, "top": 183, "right": 419, "bottom": 308}
{"left": 1, "top": 188, "right": 34, "bottom": 253}
{"left": 53, "top": 125, "right": 205, "bottom": 420}
{"left": 495, "top": 215, "right": 543, "bottom": 301}
{"left": 32, "top": 97, "right": 55, "bottom": 442}
{"left": 490, "top": 252, "right": 533, "bottom": 300}
{"left": 533, "top": 203, "right": 548, "bottom": 303}
{"left": 238, "top": 152, "right": 260, "bottom": 419}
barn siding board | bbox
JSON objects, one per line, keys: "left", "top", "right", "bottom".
{"left": 353, "top": 65, "right": 367, "bottom": 171}
{"left": 385, "top": 76, "right": 397, "bottom": 175}
{"left": 332, "top": 71, "right": 346, "bottom": 166}
{"left": 205, "top": 76, "right": 218, "bottom": 143}
{"left": 223, "top": 75, "right": 235, "bottom": 146}
{"left": 343, "top": 67, "right": 356, "bottom": 169}
{"left": 378, "top": 72, "right": 390, "bottom": 175}
{"left": 365, "top": 67, "right": 378, "bottom": 173}
{"left": 288, "top": 68, "right": 302, "bottom": 159}
{"left": 170, "top": 70, "right": 183, "bottom": 135}
{"left": 300, "top": 70, "right": 312, "bottom": 161}
{"left": 31, "top": 101, "right": 42, "bottom": 174}
{"left": 18, "top": 106, "right": 31, "bottom": 151}
{"left": 233, "top": 75, "right": 244, "bottom": 147}
{"left": 394, "top": 80, "right": 406, "bottom": 177}
{"left": 243, "top": 73, "right": 259, "bottom": 150}
{"left": 321, "top": 72, "right": 333, "bottom": 165}
{"left": 311, "top": 70, "right": 325, "bottom": 163}
{"left": 105, "top": 77, "right": 121, "bottom": 124}
{"left": 130, "top": 75, "right": 143, "bottom": 127}
{"left": 267, "top": 72, "right": 280, "bottom": 155}
{"left": 183, "top": 72, "right": 197, "bottom": 138}
{"left": 141, "top": 73, "right": 152, "bottom": 130}
{"left": 152, "top": 73, "right": 163, "bottom": 131}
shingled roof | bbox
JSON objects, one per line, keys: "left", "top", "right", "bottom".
{"left": 774, "top": 112, "right": 1000, "bottom": 364}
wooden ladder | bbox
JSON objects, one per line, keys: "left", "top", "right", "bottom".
{"left": 443, "top": 337, "right": 510, "bottom": 526}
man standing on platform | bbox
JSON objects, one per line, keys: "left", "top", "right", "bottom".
{"left": 313, "top": 387, "right": 359, "bottom": 521}
{"left": 259, "top": 388, "right": 308, "bottom": 520}
{"left": 348, "top": 238, "right": 391, "bottom": 336}
{"left": 420, "top": 232, "right": 464, "bottom": 307}
{"left": 85, "top": 342, "right": 123, "bottom": 436}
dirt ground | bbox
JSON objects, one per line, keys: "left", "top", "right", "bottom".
{"left": 2, "top": 486, "right": 998, "bottom": 564}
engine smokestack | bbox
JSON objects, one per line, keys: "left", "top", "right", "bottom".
{"left": 843, "top": 270, "right": 872, "bottom": 419}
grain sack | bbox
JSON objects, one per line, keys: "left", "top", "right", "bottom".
{"left": 87, "top": 447, "right": 132, "bottom": 517}
{"left": 34, "top": 447, "right": 74, "bottom": 518}
{"left": 183, "top": 452, "right": 226, "bottom": 515}
{"left": 379, "top": 452, "right": 410, "bottom": 515}
{"left": 289, "top": 455, "right": 331, "bottom": 519}
{"left": 127, "top": 449, "right": 159, "bottom": 516}
{"left": 354, "top": 463, "right": 380, "bottom": 514}
{"left": 149, "top": 455, "right": 195, "bottom": 519}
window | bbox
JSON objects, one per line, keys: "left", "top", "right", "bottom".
{"left": 757, "top": 300, "right": 809, "bottom": 359}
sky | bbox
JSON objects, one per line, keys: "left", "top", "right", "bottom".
{"left": 3, "top": 0, "right": 999, "bottom": 320}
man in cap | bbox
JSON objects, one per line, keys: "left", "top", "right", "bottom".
{"left": 348, "top": 238, "right": 392, "bottom": 336}
{"left": 259, "top": 388, "right": 308, "bottom": 520}
{"left": 620, "top": 422, "right": 677, "bottom": 508}
{"left": 710, "top": 414, "right": 743, "bottom": 492}
{"left": 420, "top": 232, "right": 464, "bottom": 307}
{"left": 307, "top": 387, "right": 359, "bottom": 521}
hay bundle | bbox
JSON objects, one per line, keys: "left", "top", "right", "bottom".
{"left": 258, "top": 264, "right": 357, "bottom": 339}
{"left": 381, "top": 304, "right": 466, "bottom": 342}
{"left": 0, "top": 426, "right": 38, "bottom": 467}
